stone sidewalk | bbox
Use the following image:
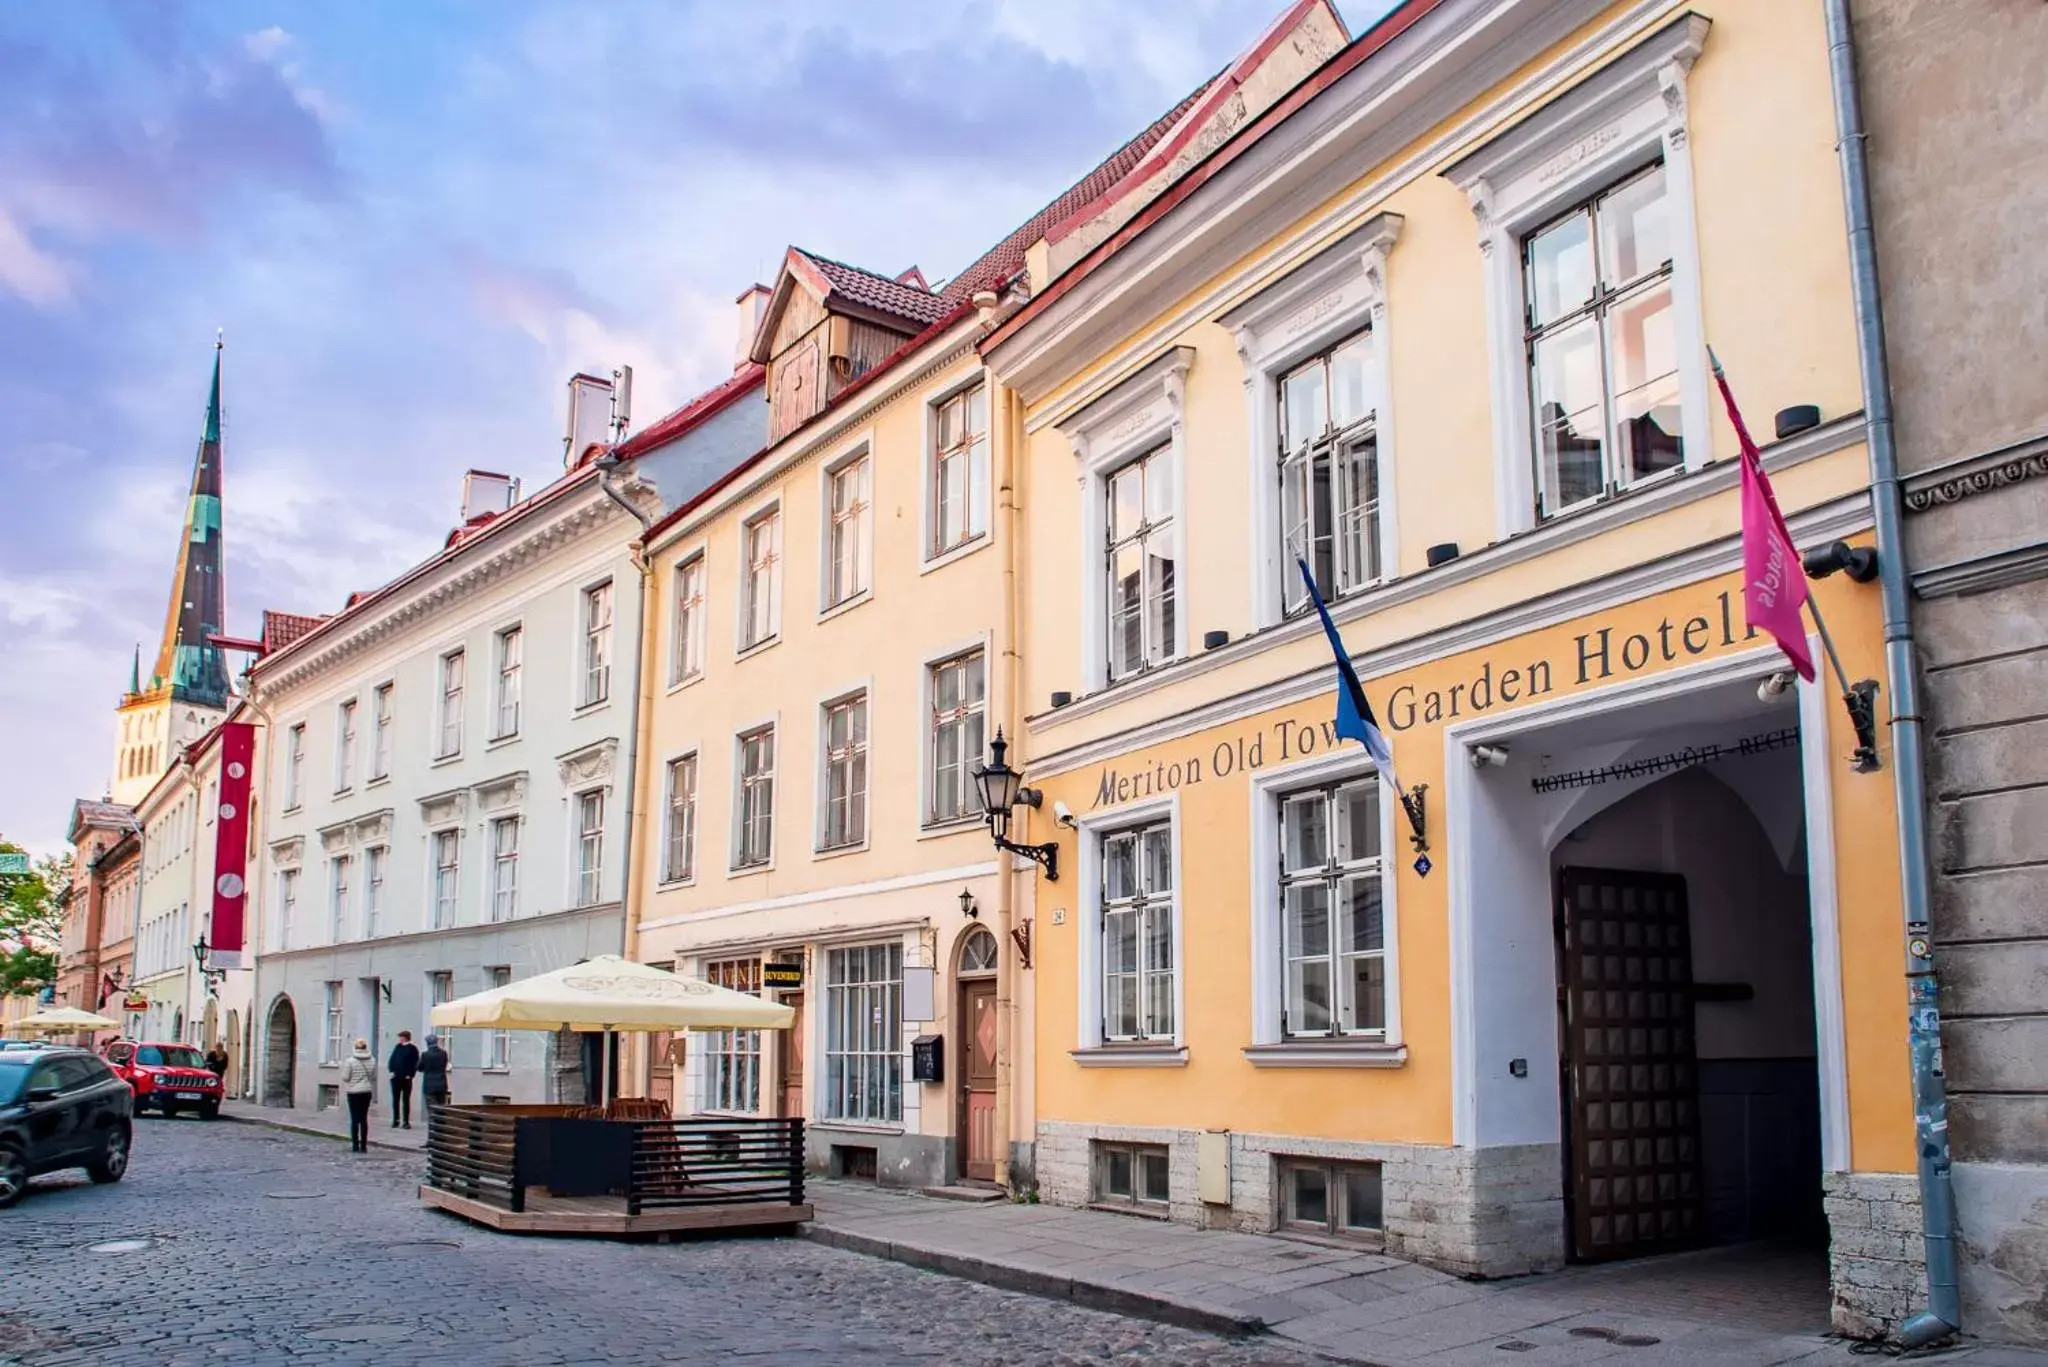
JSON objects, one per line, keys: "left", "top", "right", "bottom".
{"left": 219, "top": 1097, "right": 428, "bottom": 1150}
{"left": 805, "top": 1180, "right": 2048, "bottom": 1367}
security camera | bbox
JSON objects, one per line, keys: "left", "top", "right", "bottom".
{"left": 1469, "top": 744, "right": 1510, "bottom": 770}
{"left": 1758, "top": 670, "right": 1796, "bottom": 702}
{"left": 1053, "top": 800, "right": 1078, "bottom": 830}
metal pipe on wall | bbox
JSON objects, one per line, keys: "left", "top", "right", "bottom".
{"left": 1822, "top": 0, "right": 1960, "bottom": 1344}
{"left": 992, "top": 369, "right": 1018, "bottom": 1191}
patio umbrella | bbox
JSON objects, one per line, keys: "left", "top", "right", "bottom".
{"left": 428, "top": 955, "right": 793, "bottom": 1104}
{"left": 16, "top": 1006, "right": 121, "bottom": 1034}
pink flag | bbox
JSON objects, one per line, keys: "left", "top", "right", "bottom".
{"left": 1712, "top": 352, "right": 1815, "bottom": 682}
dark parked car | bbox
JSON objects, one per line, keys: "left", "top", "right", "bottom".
{"left": 102, "top": 1041, "right": 223, "bottom": 1118}
{"left": 0, "top": 1046, "right": 133, "bottom": 1207}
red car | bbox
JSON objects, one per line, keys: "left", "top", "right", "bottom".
{"left": 102, "top": 1041, "right": 223, "bottom": 1119}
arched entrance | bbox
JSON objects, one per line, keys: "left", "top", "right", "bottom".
{"left": 955, "top": 927, "right": 1000, "bottom": 1183}
{"left": 263, "top": 995, "right": 297, "bottom": 1107}
{"left": 202, "top": 998, "right": 219, "bottom": 1048}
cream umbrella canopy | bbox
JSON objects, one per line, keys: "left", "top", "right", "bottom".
{"left": 428, "top": 955, "right": 793, "bottom": 1105}
{"left": 15, "top": 1006, "right": 121, "bottom": 1034}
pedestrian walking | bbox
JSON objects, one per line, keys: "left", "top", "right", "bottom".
{"left": 387, "top": 1030, "right": 420, "bottom": 1129}
{"left": 203, "top": 1043, "right": 229, "bottom": 1079}
{"left": 419, "top": 1034, "right": 450, "bottom": 1114}
{"left": 341, "top": 1039, "right": 376, "bottom": 1152}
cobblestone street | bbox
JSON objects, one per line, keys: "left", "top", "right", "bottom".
{"left": 0, "top": 1119, "right": 1318, "bottom": 1367}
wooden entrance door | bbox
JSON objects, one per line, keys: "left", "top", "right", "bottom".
{"left": 1557, "top": 866, "right": 1706, "bottom": 1262}
{"left": 958, "top": 979, "right": 999, "bottom": 1181}
{"left": 777, "top": 993, "right": 805, "bottom": 1119}
{"left": 647, "top": 1032, "right": 674, "bottom": 1110}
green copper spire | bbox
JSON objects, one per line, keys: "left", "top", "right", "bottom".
{"left": 148, "top": 339, "right": 232, "bottom": 709}
{"left": 128, "top": 644, "right": 141, "bottom": 696}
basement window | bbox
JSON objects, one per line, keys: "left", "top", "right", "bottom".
{"left": 1095, "top": 1141, "right": 1170, "bottom": 1210}
{"left": 1279, "top": 1158, "right": 1382, "bottom": 1237}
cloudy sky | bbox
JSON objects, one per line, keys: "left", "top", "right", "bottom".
{"left": 0, "top": 0, "right": 1394, "bottom": 853}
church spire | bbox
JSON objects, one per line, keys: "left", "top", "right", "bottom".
{"left": 128, "top": 643, "right": 141, "bottom": 697}
{"left": 149, "top": 338, "right": 232, "bottom": 709}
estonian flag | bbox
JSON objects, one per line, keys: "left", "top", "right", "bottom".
{"left": 1297, "top": 557, "right": 1397, "bottom": 777}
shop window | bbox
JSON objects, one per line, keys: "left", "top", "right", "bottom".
{"left": 1279, "top": 1158, "right": 1383, "bottom": 1237}
{"left": 701, "top": 959, "right": 762, "bottom": 1113}
{"left": 823, "top": 942, "right": 902, "bottom": 1124}
{"left": 1095, "top": 1142, "right": 1170, "bottom": 1209}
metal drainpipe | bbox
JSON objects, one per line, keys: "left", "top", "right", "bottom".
{"left": 598, "top": 459, "right": 657, "bottom": 1095}
{"left": 1822, "top": 0, "right": 1960, "bottom": 1344}
{"left": 240, "top": 682, "right": 276, "bottom": 1103}
{"left": 992, "top": 373, "right": 1020, "bottom": 1192}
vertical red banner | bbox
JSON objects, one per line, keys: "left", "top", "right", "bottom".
{"left": 210, "top": 721, "right": 256, "bottom": 968}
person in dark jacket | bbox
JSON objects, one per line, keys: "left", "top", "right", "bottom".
{"left": 203, "top": 1043, "right": 229, "bottom": 1078}
{"left": 386, "top": 1031, "right": 420, "bottom": 1129}
{"left": 418, "top": 1035, "right": 451, "bottom": 1111}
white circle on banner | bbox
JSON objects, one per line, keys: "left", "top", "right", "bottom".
{"left": 219, "top": 803, "right": 236, "bottom": 821}
{"left": 216, "top": 874, "right": 244, "bottom": 899}
{"left": 227, "top": 761, "right": 246, "bottom": 780}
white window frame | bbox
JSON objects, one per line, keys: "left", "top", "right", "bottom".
{"left": 1248, "top": 748, "right": 1405, "bottom": 1063}
{"left": 1221, "top": 213, "right": 1403, "bottom": 631}
{"left": 429, "top": 827, "right": 461, "bottom": 929}
{"left": 488, "top": 816, "right": 520, "bottom": 922}
{"left": 700, "top": 958, "right": 762, "bottom": 1114}
{"left": 1059, "top": 347, "right": 1192, "bottom": 691}
{"left": 821, "top": 941, "right": 904, "bottom": 1125}
{"left": 820, "top": 439, "right": 874, "bottom": 614}
{"left": 921, "top": 640, "right": 988, "bottom": 830}
{"left": 816, "top": 686, "right": 870, "bottom": 854}
{"left": 662, "top": 750, "right": 699, "bottom": 884}
{"left": 737, "top": 502, "right": 782, "bottom": 653}
{"left": 731, "top": 721, "right": 777, "bottom": 871}
{"left": 1074, "top": 792, "right": 1186, "bottom": 1060}
{"left": 370, "top": 682, "right": 394, "bottom": 781}
{"left": 274, "top": 865, "right": 300, "bottom": 951}
{"left": 284, "top": 723, "right": 305, "bottom": 809}
{"left": 571, "top": 788, "right": 605, "bottom": 908}
{"left": 579, "top": 579, "right": 613, "bottom": 708}
{"left": 920, "top": 373, "right": 992, "bottom": 569}
{"left": 485, "top": 966, "right": 512, "bottom": 1069}
{"left": 669, "top": 551, "right": 708, "bottom": 686}
{"left": 1443, "top": 14, "right": 1711, "bottom": 539}
{"left": 426, "top": 971, "right": 453, "bottom": 1042}
{"left": 328, "top": 853, "right": 352, "bottom": 944}
{"left": 334, "top": 699, "right": 357, "bottom": 792}
{"left": 436, "top": 649, "right": 466, "bottom": 760}
{"left": 493, "top": 624, "right": 522, "bottom": 740}
{"left": 322, "top": 981, "right": 344, "bottom": 1065}
{"left": 362, "top": 845, "right": 387, "bottom": 939}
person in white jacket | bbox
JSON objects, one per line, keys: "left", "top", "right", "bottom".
{"left": 340, "top": 1040, "right": 377, "bottom": 1153}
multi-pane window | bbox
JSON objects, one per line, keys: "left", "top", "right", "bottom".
{"left": 371, "top": 683, "right": 394, "bottom": 780}
{"left": 701, "top": 959, "right": 762, "bottom": 1112}
{"left": 824, "top": 943, "right": 902, "bottom": 1124}
{"left": 581, "top": 581, "right": 612, "bottom": 706}
{"left": 574, "top": 791, "right": 605, "bottom": 907}
{"left": 664, "top": 754, "right": 698, "bottom": 882}
{"left": 1281, "top": 1159, "right": 1383, "bottom": 1237}
{"left": 494, "top": 626, "right": 522, "bottom": 738}
{"left": 486, "top": 966, "right": 512, "bottom": 1069}
{"left": 1279, "top": 778, "right": 1387, "bottom": 1037}
{"left": 427, "top": 971, "right": 453, "bottom": 1040}
{"left": 1525, "top": 162, "right": 1682, "bottom": 517}
{"left": 431, "top": 829, "right": 460, "bottom": 929}
{"left": 927, "top": 650, "right": 985, "bottom": 825}
{"left": 671, "top": 556, "right": 706, "bottom": 684}
{"left": 328, "top": 854, "right": 351, "bottom": 943}
{"left": 276, "top": 868, "right": 299, "bottom": 951}
{"left": 1095, "top": 1141, "right": 1171, "bottom": 1208}
{"left": 363, "top": 846, "right": 386, "bottom": 939}
{"left": 489, "top": 817, "right": 519, "bottom": 922}
{"left": 323, "top": 981, "right": 344, "bottom": 1065}
{"left": 825, "top": 455, "right": 872, "bottom": 608}
{"left": 437, "top": 650, "right": 465, "bottom": 758}
{"left": 734, "top": 728, "right": 775, "bottom": 869}
{"left": 1100, "top": 821, "right": 1176, "bottom": 1041}
{"left": 285, "top": 724, "right": 305, "bottom": 808}
{"left": 1280, "top": 329, "right": 1380, "bottom": 615}
{"left": 741, "top": 510, "right": 780, "bottom": 650}
{"left": 819, "top": 693, "right": 868, "bottom": 851}
{"left": 930, "top": 385, "right": 990, "bottom": 557}
{"left": 335, "top": 700, "right": 357, "bottom": 790}
{"left": 1104, "top": 447, "right": 1177, "bottom": 681}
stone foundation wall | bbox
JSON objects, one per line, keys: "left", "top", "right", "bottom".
{"left": 1035, "top": 1122, "right": 1564, "bottom": 1277}
{"left": 1824, "top": 1170, "right": 1929, "bottom": 1340}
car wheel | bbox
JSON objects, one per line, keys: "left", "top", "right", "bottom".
{"left": 86, "top": 1126, "right": 130, "bottom": 1184}
{"left": 0, "top": 1144, "right": 26, "bottom": 1208}
{"left": 199, "top": 1101, "right": 220, "bottom": 1121}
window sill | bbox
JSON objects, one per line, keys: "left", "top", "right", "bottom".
{"left": 656, "top": 874, "right": 697, "bottom": 890}
{"left": 665, "top": 672, "right": 704, "bottom": 698}
{"left": 1242, "top": 1042, "right": 1407, "bottom": 1069}
{"left": 1070, "top": 1044, "right": 1188, "bottom": 1068}
{"left": 728, "top": 861, "right": 775, "bottom": 879}
{"left": 332, "top": 786, "right": 353, "bottom": 799}
{"left": 818, "top": 591, "right": 872, "bottom": 624}
{"left": 486, "top": 732, "right": 520, "bottom": 751}
{"left": 480, "top": 1067, "right": 511, "bottom": 1076}
{"left": 572, "top": 699, "right": 612, "bottom": 719}
{"left": 1275, "top": 1225, "right": 1386, "bottom": 1254}
{"left": 918, "top": 816, "right": 982, "bottom": 842}
{"left": 366, "top": 774, "right": 391, "bottom": 790}
{"left": 736, "top": 635, "right": 781, "bottom": 663}
{"left": 283, "top": 804, "right": 302, "bottom": 816}
{"left": 430, "top": 753, "right": 463, "bottom": 769}
{"left": 811, "top": 1120, "right": 904, "bottom": 1136}
{"left": 813, "top": 839, "right": 870, "bottom": 862}
{"left": 919, "top": 534, "right": 991, "bottom": 577}
{"left": 1088, "top": 1201, "right": 1172, "bottom": 1221}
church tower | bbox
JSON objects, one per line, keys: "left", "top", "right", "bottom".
{"left": 111, "top": 342, "right": 233, "bottom": 804}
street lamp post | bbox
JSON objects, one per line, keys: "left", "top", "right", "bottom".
{"left": 970, "top": 730, "right": 1059, "bottom": 882}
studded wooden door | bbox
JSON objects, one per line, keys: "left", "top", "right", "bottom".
{"left": 1557, "top": 866, "right": 1705, "bottom": 1262}
{"left": 777, "top": 993, "right": 805, "bottom": 1120}
{"left": 959, "top": 979, "right": 999, "bottom": 1181}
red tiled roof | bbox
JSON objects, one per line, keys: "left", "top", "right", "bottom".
{"left": 938, "top": 77, "right": 1217, "bottom": 303}
{"left": 611, "top": 363, "right": 766, "bottom": 461}
{"left": 260, "top": 610, "right": 328, "bottom": 655}
{"left": 791, "top": 250, "right": 951, "bottom": 328}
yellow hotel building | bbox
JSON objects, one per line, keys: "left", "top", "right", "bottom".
{"left": 981, "top": 0, "right": 1929, "bottom": 1339}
